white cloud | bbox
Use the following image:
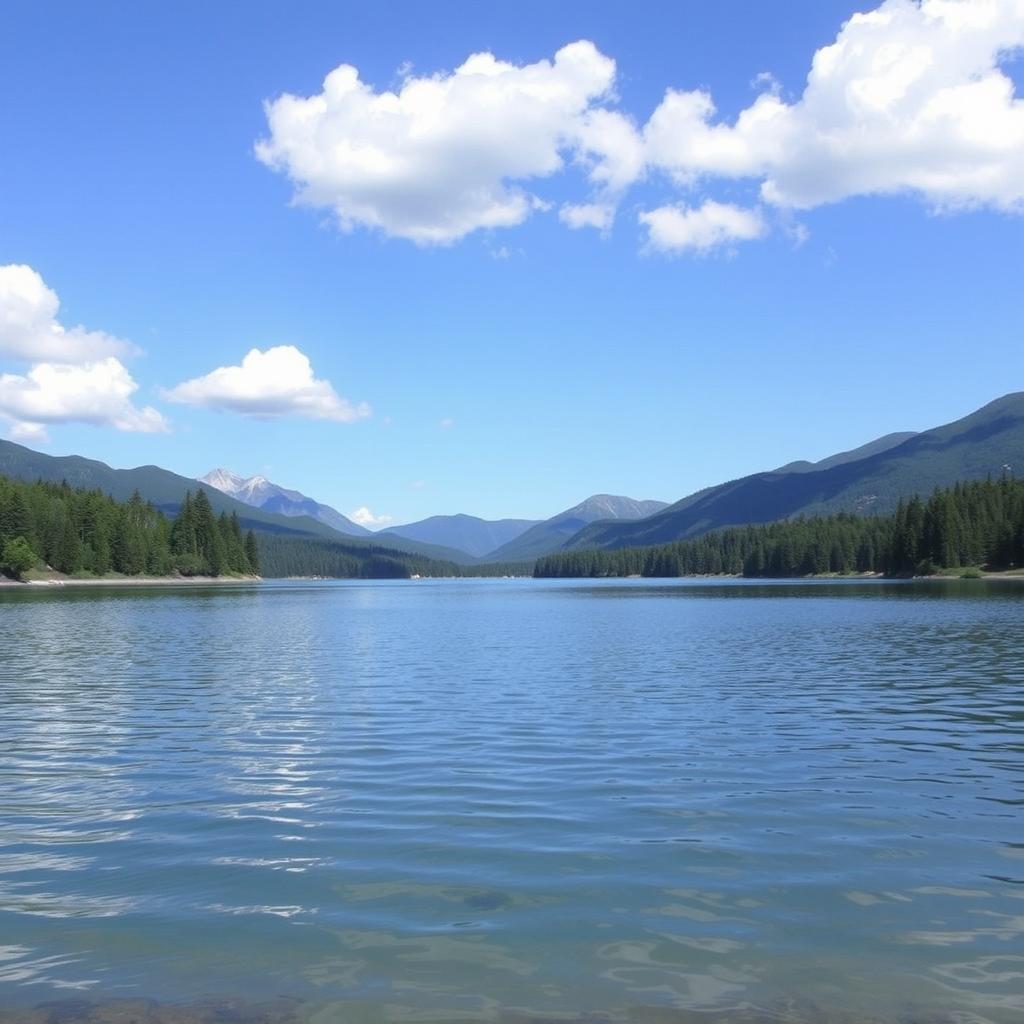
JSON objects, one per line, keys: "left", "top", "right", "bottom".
{"left": 750, "top": 71, "right": 782, "bottom": 96}
{"left": 256, "top": 41, "right": 637, "bottom": 244}
{"left": 438, "top": 417, "right": 455, "bottom": 429}
{"left": 785, "top": 221, "right": 811, "bottom": 247}
{"left": 8, "top": 420, "right": 50, "bottom": 443}
{"left": 349, "top": 506, "right": 394, "bottom": 529}
{"left": 644, "top": 0, "right": 1024, "bottom": 212}
{"left": 165, "top": 345, "right": 370, "bottom": 422}
{"left": 0, "top": 358, "right": 169, "bottom": 441}
{"left": 559, "top": 202, "right": 615, "bottom": 231}
{"left": 0, "top": 264, "right": 135, "bottom": 363}
{"left": 639, "top": 201, "right": 766, "bottom": 253}
{"left": 572, "top": 107, "right": 646, "bottom": 193}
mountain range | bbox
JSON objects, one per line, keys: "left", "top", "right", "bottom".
{"left": 2, "top": 391, "right": 1022, "bottom": 568}
{"left": 200, "top": 470, "right": 667, "bottom": 560}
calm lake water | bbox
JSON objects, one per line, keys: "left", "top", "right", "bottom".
{"left": 0, "top": 578, "right": 1022, "bottom": 1024}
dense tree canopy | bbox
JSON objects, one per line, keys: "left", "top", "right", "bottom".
{"left": 0, "top": 477, "right": 258, "bottom": 579}
{"left": 535, "top": 476, "right": 1024, "bottom": 579}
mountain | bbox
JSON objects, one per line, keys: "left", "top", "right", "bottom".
{"left": 488, "top": 494, "right": 669, "bottom": 562}
{"left": 0, "top": 441, "right": 479, "bottom": 565}
{"left": 565, "top": 392, "right": 1024, "bottom": 552}
{"left": 200, "top": 468, "right": 371, "bottom": 538}
{"left": 381, "top": 514, "right": 539, "bottom": 559}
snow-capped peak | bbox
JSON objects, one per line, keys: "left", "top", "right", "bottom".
{"left": 199, "top": 468, "right": 276, "bottom": 507}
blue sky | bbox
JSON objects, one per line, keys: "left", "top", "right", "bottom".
{"left": 1, "top": 1, "right": 1022, "bottom": 526}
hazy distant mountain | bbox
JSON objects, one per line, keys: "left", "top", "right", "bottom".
{"left": 488, "top": 494, "right": 669, "bottom": 562}
{"left": 565, "top": 393, "right": 1024, "bottom": 552}
{"left": 382, "top": 514, "right": 539, "bottom": 559}
{"left": 201, "top": 468, "right": 371, "bottom": 537}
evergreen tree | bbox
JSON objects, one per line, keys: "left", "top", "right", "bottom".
{"left": 244, "top": 530, "right": 260, "bottom": 575}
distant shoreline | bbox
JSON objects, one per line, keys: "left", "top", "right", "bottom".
{"left": 3, "top": 571, "right": 1021, "bottom": 589}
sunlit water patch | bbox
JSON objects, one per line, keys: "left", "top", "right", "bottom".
{"left": 0, "top": 579, "right": 1022, "bottom": 1022}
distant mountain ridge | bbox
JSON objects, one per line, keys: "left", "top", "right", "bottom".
{"left": 200, "top": 468, "right": 371, "bottom": 538}
{"left": 488, "top": 494, "right": 669, "bottom": 562}
{"left": 201, "top": 470, "right": 668, "bottom": 562}
{"left": 382, "top": 514, "right": 539, "bottom": 559}
{"left": 0, "top": 442, "right": 480, "bottom": 565}
{"left": 565, "top": 393, "right": 1024, "bottom": 552}
{"left": 773, "top": 431, "right": 919, "bottom": 474}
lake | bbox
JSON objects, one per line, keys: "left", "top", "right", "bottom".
{"left": 0, "top": 578, "right": 1022, "bottom": 1023}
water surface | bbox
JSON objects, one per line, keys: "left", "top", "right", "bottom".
{"left": 1, "top": 578, "right": 1022, "bottom": 1022}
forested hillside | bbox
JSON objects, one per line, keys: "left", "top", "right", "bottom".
{"left": 0, "top": 438, "right": 345, "bottom": 541}
{"left": 535, "top": 477, "right": 1024, "bottom": 579}
{"left": 566, "top": 392, "right": 1024, "bottom": 553}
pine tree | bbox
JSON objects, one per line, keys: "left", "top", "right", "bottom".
{"left": 244, "top": 530, "right": 260, "bottom": 575}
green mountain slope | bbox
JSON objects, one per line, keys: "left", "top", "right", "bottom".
{"left": 0, "top": 440, "right": 478, "bottom": 564}
{"left": 565, "top": 392, "right": 1024, "bottom": 551}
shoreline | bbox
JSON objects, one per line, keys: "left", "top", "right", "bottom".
{"left": 0, "top": 574, "right": 261, "bottom": 588}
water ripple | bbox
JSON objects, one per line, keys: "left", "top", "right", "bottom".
{"left": 1, "top": 578, "right": 1022, "bottom": 1022}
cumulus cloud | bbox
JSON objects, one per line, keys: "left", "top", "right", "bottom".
{"left": 0, "top": 358, "right": 169, "bottom": 441}
{"left": 644, "top": 0, "right": 1024, "bottom": 212}
{"left": 0, "top": 264, "right": 135, "bottom": 362}
{"left": 165, "top": 345, "right": 370, "bottom": 422}
{"left": 0, "top": 265, "right": 165, "bottom": 441}
{"left": 349, "top": 507, "right": 394, "bottom": 529}
{"left": 639, "top": 201, "right": 766, "bottom": 253}
{"left": 560, "top": 202, "right": 616, "bottom": 231}
{"left": 256, "top": 41, "right": 636, "bottom": 244}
